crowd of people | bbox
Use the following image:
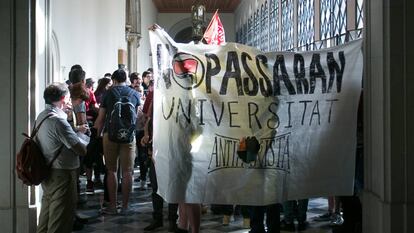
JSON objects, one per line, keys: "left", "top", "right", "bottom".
{"left": 34, "top": 64, "right": 362, "bottom": 233}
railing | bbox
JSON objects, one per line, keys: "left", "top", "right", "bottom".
{"left": 287, "top": 28, "right": 363, "bottom": 52}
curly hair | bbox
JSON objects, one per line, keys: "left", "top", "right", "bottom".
{"left": 69, "top": 82, "right": 90, "bottom": 101}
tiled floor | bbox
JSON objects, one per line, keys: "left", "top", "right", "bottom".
{"left": 74, "top": 171, "right": 334, "bottom": 233}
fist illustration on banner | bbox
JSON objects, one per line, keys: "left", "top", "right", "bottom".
{"left": 237, "top": 136, "right": 260, "bottom": 163}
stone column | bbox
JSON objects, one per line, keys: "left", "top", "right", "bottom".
{"left": 126, "top": 0, "right": 142, "bottom": 73}
{"left": 364, "top": 0, "right": 414, "bottom": 232}
{"left": 0, "top": 0, "right": 37, "bottom": 232}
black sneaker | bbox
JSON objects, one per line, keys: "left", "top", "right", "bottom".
{"left": 248, "top": 229, "right": 266, "bottom": 233}
{"left": 144, "top": 220, "right": 163, "bottom": 231}
{"left": 298, "top": 221, "right": 309, "bottom": 231}
{"left": 75, "top": 215, "right": 88, "bottom": 224}
{"left": 94, "top": 179, "right": 104, "bottom": 189}
{"left": 280, "top": 220, "right": 295, "bottom": 232}
{"left": 168, "top": 221, "right": 177, "bottom": 232}
{"left": 175, "top": 228, "right": 189, "bottom": 233}
{"left": 72, "top": 218, "right": 84, "bottom": 231}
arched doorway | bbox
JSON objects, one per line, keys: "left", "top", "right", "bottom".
{"left": 174, "top": 27, "right": 193, "bottom": 43}
{"left": 169, "top": 17, "right": 208, "bottom": 43}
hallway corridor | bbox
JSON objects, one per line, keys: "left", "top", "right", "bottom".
{"left": 74, "top": 169, "right": 333, "bottom": 233}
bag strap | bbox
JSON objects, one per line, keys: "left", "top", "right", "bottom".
{"left": 29, "top": 114, "right": 53, "bottom": 138}
{"left": 125, "top": 88, "right": 133, "bottom": 96}
{"left": 112, "top": 87, "right": 121, "bottom": 100}
{"left": 29, "top": 113, "right": 65, "bottom": 167}
{"left": 113, "top": 86, "right": 134, "bottom": 100}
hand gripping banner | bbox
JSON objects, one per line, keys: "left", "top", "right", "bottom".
{"left": 149, "top": 27, "right": 363, "bottom": 205}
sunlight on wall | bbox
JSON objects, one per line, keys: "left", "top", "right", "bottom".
{"left": 36, "top": 0, "right": 46, "bottom": 55}
{"left": 34, "top": 0, "right": 47, "bottom": 223}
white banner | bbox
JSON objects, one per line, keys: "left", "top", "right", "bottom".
{"left": 149, "top": 28, "right": 362, "bottom": 205}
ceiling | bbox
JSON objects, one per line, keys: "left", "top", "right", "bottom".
{"left": 152, "top": 0, "right": 241, "bottom": 13}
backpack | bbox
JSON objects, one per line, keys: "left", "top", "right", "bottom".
{"left": 108, "top": 88, "right": 137, "bottom": 143}
{"left": 15, "top": 114, "right": 63, "bottom": 186}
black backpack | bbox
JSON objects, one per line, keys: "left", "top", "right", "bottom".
{"left": 108, "top": 88, "right": 137, "bottom": 143}
{"left": 15, "top": 114, "right": 63, "bottom": 186}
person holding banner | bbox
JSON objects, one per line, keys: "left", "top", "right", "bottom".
{"left": 147, "top": 23, "right": 202, "bottom": 233}
{"left": 140, "top": 79, "right": 180, "bottom": 232}
{"left": 176, "top": 203, "right": 201, "bottom": 233}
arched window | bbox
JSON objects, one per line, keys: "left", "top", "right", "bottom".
{"left": 242, "top": 22, "right": 249, "bottom": 44}
{"left": 281, "top": 0, "right": 294, "bottom": 50}
{"left": 269, "top": 0, "right": 279, "bottom": 51}
{"left": 260, "top": 2, "right": 269, "bottom": 51}
{"left": 238, "top": 0, "right": 363, "bottom": 50}
{"left": 254, "top": 9, "right": 260, "bottom": 48}
{"left": 247, "top": 15, "right": 254, "bottom": 46}
{"left": 320, "top": 0, "right": 346, "bottom": 45}
{"left": 332, "top": 0, "right": 347, "bottom": 44}
{"left": 236, "top": 24, "right": 241, "bottom": 43}
{"left": 356, "top": 0, "right": 364, "bottom": 36}
{"left": 320, "top": 0, "right": 332, "bottom": 41}
{"left": 298, "top": 0, "right": 314, "bottom": 50}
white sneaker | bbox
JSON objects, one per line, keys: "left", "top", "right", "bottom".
{"left": 330, "top": 213, "right": 344, "bottom": 226}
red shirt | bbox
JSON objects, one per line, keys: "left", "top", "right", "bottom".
{"left": 142, "top": 86, "right": 153, "bottom": 117}
{"left": 85, "top": 89, "right": 97, "bottom": 111}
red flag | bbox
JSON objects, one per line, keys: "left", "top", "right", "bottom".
{"left": 203, "top": 10, "right": 226, "bottom": 45}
